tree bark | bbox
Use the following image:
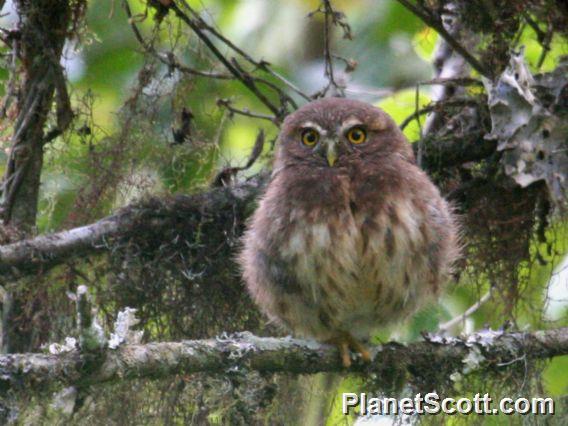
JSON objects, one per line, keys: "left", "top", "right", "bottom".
{"left": 0, "top": 0, "right": 72, "bottom": 231}
{"left": 1, "top": 328, "right": 566, "bottom": 392}
{"left": 0, "top": 0, "right": 74, "bottom": 353}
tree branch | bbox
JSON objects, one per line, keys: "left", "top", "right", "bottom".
{"left": 0, "top": 175, "right": 267, "bottom": 278}
{"left": 438, "top": 288, "right": 493, "bottom": 332}
{"left": 123, "top": 1, "right": 233, "bottom": 81}
{"left": 395, "top": 0, "right": 491, "bottom": 78}
{"left": 2, "top": 328, "right": 567, "bottom": 391}
{"left": 399, "top": 98, "right": 479, "bottom": 131}
{"left": 216, "top": 98, "right": 277, "bottom": 123}
{"left": 176, "top": 0, "right": 310, "bottom": 103}
{"left": 159, "top": 0, "right": 304, "bottom": 122}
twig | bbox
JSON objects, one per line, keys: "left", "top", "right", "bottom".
{"left": 212, "top": 129, "right": 265, "bottom": 187}
{"left": 522, "top": 12, "right": 546, "bottom": 43}
{"left": 164, "top": 2, "right": 283, "bottom": 119}
{"left": 174, "top": 0, "right": 303, "bottom": 112}
{"left": 419, "top": 77, "right": 483, "bottom": 87}
{"left": 438, "top": 288, "right": 493, "bottom": 332}
{"left": 521, "top": 13, "right": 553, "bottom": 69}
{"left": 332, "top": 54, "right": 358, "bottom": 73}
{"left": 216, "top": 99, "right": 276, "bottom": 123}
{"left": 414, "top": 84, "right": 424, "bottom": 166}
{"left": 123, "top": 1, "right": 231, "bottom": 80}
{"left": 229, "top": 58, "right": 298, "bottom": 110}
{"left": 536, "top": 26, "right": 553, "bottom": 69}
{"left": 310, "top": 0, "right": 350, "bottom": 97}
{"left": 395, "top": 0, "right": 491, "bottom": 78}
{"left": 400, "top": 98, "right": 479, "bottom": 131}
{"left": 263, "top": 68, "right": 311, "bottom": 102}
{"left": 178, "top": 0, "right": 310, "bottom": 102}
{"left": 322, "top": 0, "right": 339, "bottom": 95}
{"left": 126, "top": 0, "right": 307, "bottom": 118}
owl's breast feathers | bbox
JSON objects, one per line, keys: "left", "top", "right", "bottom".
{"left": 240, "top": 158, "right": 459, "bottom": 341}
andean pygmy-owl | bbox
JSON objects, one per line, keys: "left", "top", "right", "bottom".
{"left": 240, "top": 98, "right": 459, "bottom": 367}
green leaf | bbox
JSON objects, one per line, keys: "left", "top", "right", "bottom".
{"left": 518, "top": 25, "right": 567, "bottom": 72}
{"left": 544, "top": 355, "right": 568, "bottom": 396}
{"left": 412, "top": 28, "right": 438, "bottom": 62}
{"left": 376, "top": 88, "right": 431, "bottom": 141}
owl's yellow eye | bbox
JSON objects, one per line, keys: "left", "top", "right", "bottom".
{"left": 346, "top": 127, "right": 366, "bottom": 144}
{"left": 301, "top": 129, "right": 319, "bottom": 146}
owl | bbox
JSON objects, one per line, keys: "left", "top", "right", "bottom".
{"left": 239, "top": 98, "right": 459, "bottom": 367}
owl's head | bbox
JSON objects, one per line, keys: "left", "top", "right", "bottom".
{"left": 276, "top": 98, "right": 414, "bottom": 169}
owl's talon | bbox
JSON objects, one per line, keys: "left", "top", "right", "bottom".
{"left": 326, "top": 337, "right": 351, "bottom": 367}
{"left": 339, "top": 342, "right": 352, "bottom": 368}
{"left": 346, "top": 336, "right": 372, "bottom": 363}
{"left": 327, "top": 334, "right": 371, "bottom": 367}
{"left": 356, "top": 347, "right": 371, "bottom": 363}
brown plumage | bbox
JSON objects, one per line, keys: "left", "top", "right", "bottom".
{"left": 239, "top": 98, "right": 459, "bottom": 367}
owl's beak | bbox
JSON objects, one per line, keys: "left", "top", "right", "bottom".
{"left": 325, "top": 140, "right": 338, "bottom": 167}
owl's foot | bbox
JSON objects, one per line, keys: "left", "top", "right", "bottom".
{"left": 325, "top": 333, "right": 372, "bottom": 368}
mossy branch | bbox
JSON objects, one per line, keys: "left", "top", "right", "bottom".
{"left": 1, "top": 328, "right": 567, "bottom": 393}
{"left": 0, "top": 175, "right": 267, "bottom": 279}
